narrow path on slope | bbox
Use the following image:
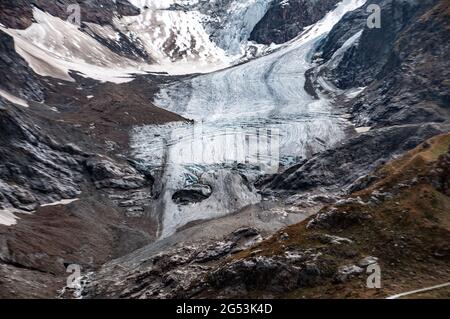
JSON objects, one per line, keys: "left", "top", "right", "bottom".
{"left": 386, "top": 282, "right": 450, "bottom": 299}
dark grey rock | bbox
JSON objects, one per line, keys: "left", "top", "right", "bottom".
{"left": 0, "top": 106, "right": 84, "bottom": 210}
{"left": 312, "top": 0, "right": 449, "bottom": 127}
{"left": 0, "top": 31, "right": 44, "bottom": 103}
{"left": 334, "top": 265, "right": 364, "bottom": 283}
{"left": 85, "top": 157, "right": 148, "bottom": 190}
{"left": 250, "top": 0, "right": 341, "bottom": 45}
{"left": 172, "top": 184, "right": 212, "bottom": 205}
{"left": 231, "top": 227, "right": 260, "bottom": 240}
{"left": 312, "top": 234, "right": 353, "bottom": 245}
{"left": 194, "top": 241, "right": 236, "bottom": 263}
{"left": 267, "top": 123, "right": 450, "bottom": 192}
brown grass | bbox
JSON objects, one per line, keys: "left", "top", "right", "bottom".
{"left": 219, "top": 133, "right": 450, "bottom": 298}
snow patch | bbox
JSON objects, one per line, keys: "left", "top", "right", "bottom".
{"left": 40, "top": 198, "right": 79, "bottom": 207}
{"left": 0, "top": 8, "right": 149, "bottom": 83}
{"left": 0, "top": 209, "right": 19, "bottom": 226}
{"left": 0, "top": 88, "right": 29, "bottom": 107}
{"left": 355, "top": 126, "right": 371, "bottom": 133}
{"left": 346, "top": 86, "right": 366, "bottom": 99}
{"left": 0, "top": 209, "right": 31, "bottom": 226}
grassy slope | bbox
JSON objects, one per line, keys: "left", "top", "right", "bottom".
{"left": 227, "top": 133, "right": 450, "bottom": 298}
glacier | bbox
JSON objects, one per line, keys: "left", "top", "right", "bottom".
{"left": 131, "top": 0, "right": 367, "bottom": 238}
{"left": 0, "top": 0, "right": 367, "bottom": 237}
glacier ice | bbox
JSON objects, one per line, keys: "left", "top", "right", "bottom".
{"left": 132, "top": 0, "right": 367, "bottom": 238}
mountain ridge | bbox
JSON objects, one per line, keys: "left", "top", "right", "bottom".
{"left": 0, "top": 0, "right": 448, "bottom": 299}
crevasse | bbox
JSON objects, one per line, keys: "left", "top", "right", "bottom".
{"left": 132, "top": 0, "right": 367, "bottom": 238}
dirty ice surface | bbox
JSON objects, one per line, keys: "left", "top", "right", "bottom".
{"left": 132, "top": 0, "right": 366, "bottom": 238}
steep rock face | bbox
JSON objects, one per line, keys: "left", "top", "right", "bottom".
{"left": 86, "top": 157, "right": 149, "bottom": 191}
{"left": 350, "top": 0, "right": 450, "bottom": 127}
{"left": 0, "top": 101, "right": 158, "bottom": 298}
{"left": 268, "top": 0, "right": 450, "bottom": 193}
{"left": 0, "top": 31, "right": 44, "bottom": 103}
{"left": 313, "top": 0, "right": 450, "bottom": 126}
{"left": 0, "top": 0, "right": 140, "bottom": 29}
{"left": 82, "top": 24, "right": 151, "bottom": 62}
{"left": 250, "top": 0, "right": 341, "bottom": 44}
{"left": 267, "top": 123, "right": 450, "bottom": 191}
{"left": 0, "top": 0, "right": 151, "bottom": 64}
{"left": 315, "top": 0, "right": 437, "bottom": 89}
{"left": 0, "top": 105, "right": 85, "bottom": 212}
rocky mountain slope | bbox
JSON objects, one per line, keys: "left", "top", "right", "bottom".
{"left": 0, "top": 91, "right": 178, "bottom": 298}
{"left": 267, "top": 0, "right": 450, "bottom": 192}
{"left": 0, "top": 0, "right": 448, "bottom": 299}
{"left": 250, "top": 0, "right": 341, "bottom": 44}
{"left": 0, "top": 0, "right": 140, "bottom": 30}
{"left": 313, "top": 0, "right": 450, "bottom": 126}
{"left": 85, "top": 132, "right": 450, "bottom": 299}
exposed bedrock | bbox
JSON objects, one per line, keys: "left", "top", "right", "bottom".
{"left": 86, "top": 156, "right": 151, "bottom": 191}
{"left": 0, "top": 100, "right": 155, "bottom": 213}
{"left": 311, "top": 0, "right": 450, "bottom": 126}
{"left": 172, "top": 184, "right": 212, "bottom": 205}
{"left": 266, "top": 0, "right": 450, "bottom": 193}
{"left": 0, "top": 31, "right": 45, "bottom": 103}
{"left": 0, "top": 102, "right": 158, "bottom": 298}
{"left": 84, "top": 227, "right": 264, "bottom": 299}
{"left": 250, "top": 0, "right": 341, "bottom": 45}
{"left": 266, "top": 123, "right": 450, "bottom": 192}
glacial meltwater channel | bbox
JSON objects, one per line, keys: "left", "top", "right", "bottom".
{"left": 131, "top": 0, "right": 366, "bottom": 238}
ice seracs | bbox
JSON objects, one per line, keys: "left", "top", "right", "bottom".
{"left": 0, "top": 8, "right": 149, "bottom": 83}
{"left": 132, "top": 0, "right": 368, "bottom": 238}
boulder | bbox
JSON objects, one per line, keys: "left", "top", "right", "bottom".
{"left": 172, "top": 184, "right": 212, "bottom": 205}
{"left": 334, "top": 265, "right": 364, "bottom": 283}
{"left": 85, "top": 157, "right": 148, "bottom": 190}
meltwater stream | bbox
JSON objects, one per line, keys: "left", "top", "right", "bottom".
{"left": 131, "top": 0, "right": 366, "bottom": 238}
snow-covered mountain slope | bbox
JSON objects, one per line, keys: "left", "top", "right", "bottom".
{"left": 0, "top": 0, "right": 277, "bottom": 83}
{"left": 0, "top": 0, "right": 368, "bottom": 239}
{"left": 124, "top": 0, "right": 272, "bottom": 59}
{"left": 1, "top": 8, "right": 150, "bottom": 83}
